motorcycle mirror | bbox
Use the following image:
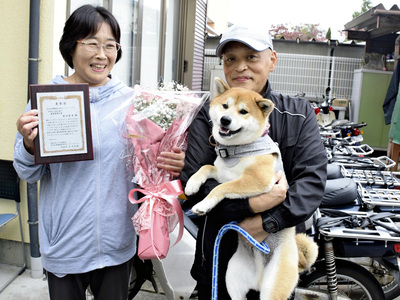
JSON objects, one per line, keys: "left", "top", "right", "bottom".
{"left": 326, "top": 87, "right": 331, "bottom": 97}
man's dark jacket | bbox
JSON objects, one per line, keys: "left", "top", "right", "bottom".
{"left": 180, "top": 81, "right": 327, "bottom": 298}
{"left": 383, "top": 61, "right": 400, "bottom": 125}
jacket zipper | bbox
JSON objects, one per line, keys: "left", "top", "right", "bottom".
{"left": 201, "top": 215, "right": 208, "bottom": 265}
{"left": 91, "top": 92, "right": 104, "bottom": 269}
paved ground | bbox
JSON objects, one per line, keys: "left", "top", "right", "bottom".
{"left": 0, "top": 264, "right": 168, "bottom": 300}
{"left": 1, "top": 263, "right": 400, "bottom": 300}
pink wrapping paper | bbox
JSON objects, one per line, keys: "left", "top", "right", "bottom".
{"left": 124, "top": 86, "right": 209, "bottom": 246}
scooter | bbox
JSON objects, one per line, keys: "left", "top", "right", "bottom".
{"left": 314, "top": 88, "right": 337, "bottom": 127}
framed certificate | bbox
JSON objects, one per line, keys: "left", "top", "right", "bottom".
{"left": 30, "top": 84, "right": 93, "bottom": 164}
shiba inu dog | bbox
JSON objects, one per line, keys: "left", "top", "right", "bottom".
{"left": 185, "top": 77, "right": 318, "bottom": 299}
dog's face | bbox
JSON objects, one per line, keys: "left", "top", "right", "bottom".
{"left": 210, "top": 78, "right": 274, "bottom": 146}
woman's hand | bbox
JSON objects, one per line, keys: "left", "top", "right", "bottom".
{"left": 157, "top": 146, "right": 185, "bottom": 177}
{"left": 238, "top": 171, "right": 287, "bottom": 243}
{"left": 16, "top": 109, "right": 39, "bottom": 154}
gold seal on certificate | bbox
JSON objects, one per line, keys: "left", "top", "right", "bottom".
{"left": 30, "top": 84, "right": 93, "bottom": 164}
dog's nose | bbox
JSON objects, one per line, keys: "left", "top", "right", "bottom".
{"left": 220, "top": 116, "right": 231, "bottom": 126}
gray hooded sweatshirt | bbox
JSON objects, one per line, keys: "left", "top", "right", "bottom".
{"left": 14, "top": 75, "right": 137, "bottom": 276}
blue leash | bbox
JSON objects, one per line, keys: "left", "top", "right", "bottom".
{"left": 212, "top": 221, "right": 270, "bottom": 300}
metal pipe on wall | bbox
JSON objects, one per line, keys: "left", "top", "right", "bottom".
{"left": 27, "top": 0, "right": 42, "bottom": 279}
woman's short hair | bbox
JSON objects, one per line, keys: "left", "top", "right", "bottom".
{"left": 59, "top": 5, "right": 122, "bottom": 69}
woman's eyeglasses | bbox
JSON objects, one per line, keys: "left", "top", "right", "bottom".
{"left": 77, "top": 40, "right": 121, "bottom": 53}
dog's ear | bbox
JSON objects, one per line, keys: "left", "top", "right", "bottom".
{"left": 257, "top": 99, "right": 274, "bottom": 117}
{"left": 214, "top": 77, "right": 229, "bottom": 97}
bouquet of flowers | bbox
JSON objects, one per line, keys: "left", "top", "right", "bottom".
{"left": 124, "top": 82, "right": 209, "bottom": 259}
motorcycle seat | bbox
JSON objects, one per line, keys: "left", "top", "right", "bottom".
{"left": 321, "top": 178, "right": 357, "bottom": 207}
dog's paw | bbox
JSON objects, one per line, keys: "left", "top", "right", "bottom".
{"left": 191, "top": 199, "right": 215, "bottom": 216}
{"left": 184, "top": 179, "right": 201, "bottom": 196}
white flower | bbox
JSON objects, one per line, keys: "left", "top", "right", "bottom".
{"left": 133, "top": 81, "right": 190, "bottom": 131}
{"left": 157, "top": 80, "right": 190, "bottom": 92}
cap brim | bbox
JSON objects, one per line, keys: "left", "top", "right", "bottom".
{"left": 216, "top": 38, "right": 271, "bottom": 57}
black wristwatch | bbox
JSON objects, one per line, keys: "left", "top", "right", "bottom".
{"left": 262, "top": 214, "right": 279, "bottom": 233}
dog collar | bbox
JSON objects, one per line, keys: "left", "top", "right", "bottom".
{"left": 215, "top": 135, "right": 281, "bottom": 168}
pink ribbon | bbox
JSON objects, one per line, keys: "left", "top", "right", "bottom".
{"left": 128, "top": 180, "right": 184, "bottom": 247}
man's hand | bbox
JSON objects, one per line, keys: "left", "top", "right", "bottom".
{"left": 238, "top": 214, "right": 268, "bottom": 243}
{"left": 238, "top": 171, "right": 287, "bottom": 243}
{"left": 248, "top": 170, "right": 287, "bottom": 213}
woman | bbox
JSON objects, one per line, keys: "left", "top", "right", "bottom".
{"left": 14, "top": 5, "right": 183, "bottom": 299}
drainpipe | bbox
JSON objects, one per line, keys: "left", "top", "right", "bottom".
{"left": 27, "top": 0, "right": 42, "bottom": 279}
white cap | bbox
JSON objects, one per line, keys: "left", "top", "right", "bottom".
{"left": 216, "top": 25, "right": 273, "bottom": 57}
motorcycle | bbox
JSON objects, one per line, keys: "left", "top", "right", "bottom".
{"left": 316, "top": 127, "right": 400, "bottom": 299}
{"left": 321, "top": 119, "right": 367, "bottom": 149}
{"left": 298, "top": 207, "right": 400, "bottom": 300}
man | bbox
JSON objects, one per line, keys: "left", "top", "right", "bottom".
{"left": 180, "top": 25, "right": 327, "bottom": 299}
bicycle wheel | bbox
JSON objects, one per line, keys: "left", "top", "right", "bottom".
{"left": 299, "top": 259, "right": 385, "bottom": 300}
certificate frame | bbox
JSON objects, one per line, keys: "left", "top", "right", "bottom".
{"left": 30, "top": 84, "right": 93, "bottom": 164}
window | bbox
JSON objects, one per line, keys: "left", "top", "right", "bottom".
{"left": 69, "top": 0, "right": 182, "bottom": 88}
